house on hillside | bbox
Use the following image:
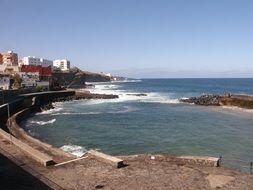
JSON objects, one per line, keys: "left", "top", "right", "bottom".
{"left": 20, "top": 65, "right": 52, "bottom": 90}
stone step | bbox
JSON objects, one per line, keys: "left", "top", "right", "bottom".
{"left": 88, "top": 149, "right": 124, "bottom": 168}
{"left": 0, "top": 129, "right": 54, "bottom": 166}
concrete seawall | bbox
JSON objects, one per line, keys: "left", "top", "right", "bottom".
{"left": 0, "top": 99, "right": 24, "bottom": 129}
{"left": 0, "top": 91, "right": 77, "bottom": 165}
{"left": 0, "top": 128, "right": 54, "bottom": 166}
{"left": 7, "top": 108, "right": 75, "bottom": 164}
{"left": 0, "top": 91, "right": 75, "bottom": 124}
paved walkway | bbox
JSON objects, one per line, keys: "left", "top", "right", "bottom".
{"left": 0, "top": 153, "right": 52, "bottom": 190}
{"left": 0, "top": 136, "right": 253, "bottom": 190}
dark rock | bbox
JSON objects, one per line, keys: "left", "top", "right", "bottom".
{"left": 52, "top": 93, "right": 118, "bottom": 102}
{"left": 180, "top": 95, "right": 222, "bottom": 106}
{"left": 126, "top": 93, "right": 147, "bottom": 97}
{"left": 40, "top": 102, "right": 55, "bottom": 111}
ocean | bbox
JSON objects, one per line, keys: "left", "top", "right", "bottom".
{"left": 21, "top": 78, "right": 253, "bottom": 171}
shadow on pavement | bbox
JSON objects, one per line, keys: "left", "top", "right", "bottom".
{"left": 0, "top": 153, "right": 52, "bottom": 190}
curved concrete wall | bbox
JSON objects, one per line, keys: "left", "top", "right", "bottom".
{"left": 7, "top": 108, "right": 74, "bottom": 160}
{"left": 0, "top": 91, "right": 75, "bottom": 128}
{"left": 0, "top": 90, "right": 76, "bottom": 165}
{"left": 0, "top": 99, "right": 24, "bottom": 128}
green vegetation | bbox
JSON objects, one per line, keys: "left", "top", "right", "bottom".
{"left": 11, "top": 74, "right": 22, "bottom": 89}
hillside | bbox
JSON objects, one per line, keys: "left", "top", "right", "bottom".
{"left": 51, "top": 68, "right": 111, "bottom": 88}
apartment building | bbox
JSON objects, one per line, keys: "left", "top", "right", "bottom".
{"left": 53, "top": 59, "right": 70, "bottom": 71}
{"left": 1, "top": 51, "right": 18, "bottom": 65}
{"left": 22, "top": 56, "right": 53, "bottom": 67}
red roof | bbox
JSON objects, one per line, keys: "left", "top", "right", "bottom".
{"left": 21, "top": 65, "right": 52, "bottom": 76}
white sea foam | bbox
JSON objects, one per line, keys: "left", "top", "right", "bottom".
{"left": 52, "top": 106, "right": 137, "bottom": 115}
{"left": 139, "top": 92, "right": 180, "bottom": 104}
{"left": 60, "top": 144, "right": 87, "bottom": 157}
{"left": 36, "top": 102, "right": 64, "bottom": 115}
{"left": 36, "top": 107, "right": 63, "bottom": 115}
{"left": 89, "top": 83, "right": 122, "bottom": 95}
{"left": 30, "top": 118, "right": 56, "bottom": 126}
{"left": 52, "top": 112, "right": 101, "bottom": 116}
{"left": 85, "top": 82, "right": 182, "bottom": 105}
{"left": 112, "top": 79, "right": 142, "bottom": 83}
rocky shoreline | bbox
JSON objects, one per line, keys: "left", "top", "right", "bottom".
{"left": 40, "top": 91, "right": 119, "bottom": 111}
{"left": 180, "top": 94, "right": 222, "bottom": 106}
{"left": 180, "top": 94, "right": 253, "bottom": 109}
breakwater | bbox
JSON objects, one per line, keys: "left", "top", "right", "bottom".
{"left": 180, "top": 94, "right": 253, "bottom": 109}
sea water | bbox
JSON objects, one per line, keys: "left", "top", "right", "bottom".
{"left": 21, "top": 79, "right": 253, "bottom": 171}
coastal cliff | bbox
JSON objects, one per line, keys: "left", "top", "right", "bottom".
{"left": 51, "top": 69, "right": 111, "bottom": 89}
{"left": 180, "top": 94, "right": 253, "bottom": 109}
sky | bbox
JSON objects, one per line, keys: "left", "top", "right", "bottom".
{"left": 1, "top": 0, "right": 253, "bottom": 78}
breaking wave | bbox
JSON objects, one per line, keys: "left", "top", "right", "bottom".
{"left": 30, "top": 118, "right": 56, "bottom": 126}
{"left": 60, "top": 144, "right": 87, "bottom": 157}
{"left": 51, "top": 112, "right": 101, "bottom": 116}
{"left": 35, "top": 107, "right": 63, "bottom": 115}
{"left": 139, "top": 92, "right": 180, "bottom": 104}
{"left": 112, "top": 79, "right": 142, "bottom": 83}
{"left": 86, "top": 82, "right": 181, "bottom": 105}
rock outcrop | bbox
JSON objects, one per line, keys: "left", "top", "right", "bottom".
{"left": 51, "top": 69, "right": 111, "bottom": 89}
{"left": 180, "top": 95, "right": 221, "bottom": 106}
{"left": 180, "top": 94, "right": 253, "bottom": 109}
{"left": 126, "top": 93, "right": 147, "bottom": 97}
{"left": 40, "top": 91, "right": 119, "bottom": 111}
{"left": 219, "top": 94, "right": 253, "bottom": 109}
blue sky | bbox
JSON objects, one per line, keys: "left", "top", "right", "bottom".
{"left": 1, "top": 0, "right": 253, "bottom": 78}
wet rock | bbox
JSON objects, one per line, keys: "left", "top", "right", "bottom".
{"left": 40, "top": 102, "right": 55, "bottom": 111}
{"left": 126, "top": 93, "right": 147, "bottom": 97}
{"left": 52, "top": 93, "right": 119, "bottom": 102}
{"left": 180, "top": 95, "right": 221, "bottom": 106}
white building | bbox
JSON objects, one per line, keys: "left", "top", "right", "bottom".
{"left": 53, "top": 59, "right": 70, "bottom": 71}
{"left": 20, "top": 72, "right": 40, "bottom": 88}
{"left": 20, "top": 72, "right": 49, "bottom": 89}
{"left": 41, "top": 58, "right": 53, "bottom": 67}
{"left": 22, "top": 56, "right": 53, "bottom": 67}
{"left": 0, "top": 75, "right": 10, "bottom": 90}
